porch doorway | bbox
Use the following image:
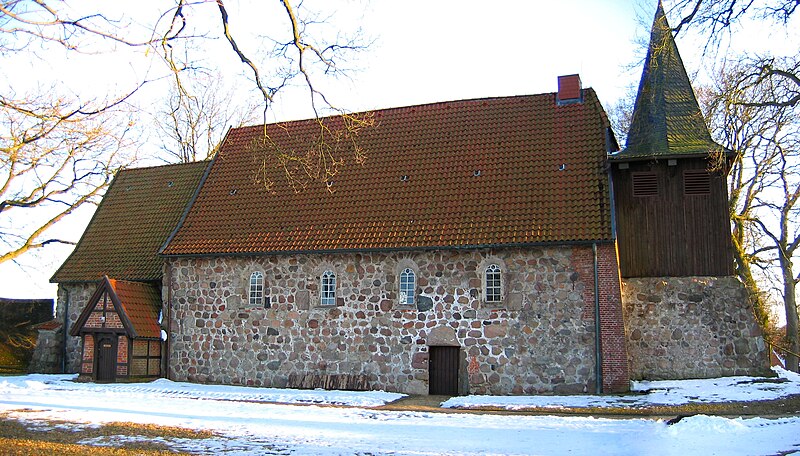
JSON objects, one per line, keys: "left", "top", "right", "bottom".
{"left": 429, "top": 346, "right": 460, "bottom": 395}
{"left": 95, "top": 335, "right": 117, "bottom": 383}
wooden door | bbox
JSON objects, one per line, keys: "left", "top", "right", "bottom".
{"left": 429, "top": 346, "right": 459, "bottom": 395}
{"left": 96, "top": 335, "right": 117, "bottom": 383}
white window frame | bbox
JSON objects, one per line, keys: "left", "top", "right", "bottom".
{"left": 399, "top": 267, "right": 416, "bottom": 306}
{"left": 484, "top": 264, "right": 502, "bottom": 303}
{"left": 321, "top": 270, "right": 336, "bottom": 306}
{"left": 248, "top": 271, "right": 265, "bottom": 307}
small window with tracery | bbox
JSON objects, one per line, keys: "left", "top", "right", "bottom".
{"left": 249, "top": 272, "right": 265, "bottom": 307}
{"left": 485, "top": 264, "right": 502, "bottom": 303}
{"left": 399, "top": 268, "right": 416, "bottom": 305}
{"left": 321, "top": 270, "right": 336, "bottom": 306}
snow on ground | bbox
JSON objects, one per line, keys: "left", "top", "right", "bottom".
{"left": 6, "top": 373, "right": 404, "bottom": 407}
{"left": 0, "top": 372, "right": 799, "bottom": 455}
{"left": 443, "top": 367, "right": 800, "bottom": 410}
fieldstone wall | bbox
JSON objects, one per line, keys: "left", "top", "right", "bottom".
{"left": 623, "top": 276, "right": 770, "bottom": 380}
{"left": 55, "top": 283, "right": 97, "bottom": 373}
{"left": 28, "top": 325, "right": 63, "bottom": 373}
{"left": 165, "top": 246, "right": 624, "bottom": 395}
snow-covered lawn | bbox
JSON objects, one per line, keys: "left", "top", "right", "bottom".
{"left": 0, "top": 369, "right": 799, "bottom": 455}
{"left": 445, "top": 367, "right": 800, "bottom": 410}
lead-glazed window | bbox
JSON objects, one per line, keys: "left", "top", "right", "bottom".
{"left": 321, "top": 270, "right": 336, "bottom": 306}
{"left": 399, "top": 268, "right": 416, "bottom": 305}
{"left": 249, "top": 271, "right": 264, "bottom": 306}
{"left": 485, "top": 264, "right": 502, "bottom": 303}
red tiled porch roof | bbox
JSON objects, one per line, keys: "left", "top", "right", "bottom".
{"left": 162, "top": 91, "right": 615, "bottom": 256}
{"left": 109, "top": 279, "right": 162, "bottom": 339}
{"left": 70, "top": 277, "right": 162, "bottom": 339}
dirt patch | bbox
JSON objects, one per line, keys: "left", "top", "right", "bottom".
{"left": 0, "top": 411, "right": 215, "bottom": 455}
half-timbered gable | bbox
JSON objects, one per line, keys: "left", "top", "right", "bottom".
{"left": 71, "top": 277, "right": 162, "bottom": 382}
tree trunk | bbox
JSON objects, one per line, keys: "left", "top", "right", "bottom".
{"left": 781, "top": 257, "right": 799, "bottom": 372}
{"left": 732, "top": 235, "right": 772, "bottom": 330}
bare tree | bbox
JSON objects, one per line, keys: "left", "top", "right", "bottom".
{"left": 606, "top": 85, "right": 637, "bottom": 146}
{"left": 668, "top": 0, "right": 800, "bottom": 108}
{"left": 703, "top": 60, "right": 800, "bottom": 372}
{"left": 187, "top": 0, "right": 375, "bottom": 189}
{"left": 155, "top": 75, "right": 260, "bottom": 163}
{"left": 0, "top": 91, "right": 134, "bottom": 264}
{"left": 0, "top": 0, "right": 370, "bottom": 264}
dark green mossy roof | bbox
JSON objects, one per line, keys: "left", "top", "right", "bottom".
{"left": 611, "top": 2, "right": 724, "bottom": 162}
{"left": 50, "top": 161, "right": 209, "bottom": 283}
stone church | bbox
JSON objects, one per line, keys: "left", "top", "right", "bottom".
{"left": 43, "top": 3, "right": 768, "bottom": 395}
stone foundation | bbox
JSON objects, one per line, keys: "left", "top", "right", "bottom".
{"left": 622, "top": 276, "right": 770, "bottom": 380}
{"left": 165, "top": 246, "right": 628, "bottom": 395}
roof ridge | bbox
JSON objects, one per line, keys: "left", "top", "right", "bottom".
{"left": 232, "top": 91, "right": 588, "bottom": 131}
{"left": 118, "top": 160, "right": 210, "bottom": 174}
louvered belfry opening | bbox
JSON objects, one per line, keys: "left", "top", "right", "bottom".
{"left": 683, "top": 170, "right": 711, "bottom": 196}
{"left": 632, "top": 172, "right": 658, "bottom": 197}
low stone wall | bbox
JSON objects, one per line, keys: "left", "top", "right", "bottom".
{"left": 28, "top": 324, "right": 63, "bottom": 373}
{"left": 622, "top": 276, "right": 770, "bottom": 380}
{"left": 166, "top": 245, "right": 628, "bottom": 395}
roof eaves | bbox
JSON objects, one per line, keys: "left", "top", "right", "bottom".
{"left": 160, "top": 238, "right": 618, "bottom": 259}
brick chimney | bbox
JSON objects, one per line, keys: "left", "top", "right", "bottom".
{"left": 557, "top": 74, "right": 583, "bottom": 105}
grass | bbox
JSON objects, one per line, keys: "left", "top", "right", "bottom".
{"left": 0, "top": 330, "right": 37, "bottom": 375}
{"left": 0, "top": 412, "right": 216, "bottom": 455}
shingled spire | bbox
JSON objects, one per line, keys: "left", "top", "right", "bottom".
{"left": 614, "top": 1, "right": 721, "bottom": 160}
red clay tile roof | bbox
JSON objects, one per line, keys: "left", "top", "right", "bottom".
{"left": 109, "top": 279, "right": 162, "bottom": 339}
{"left": 51, "top": 161, "right": 209, "bottom": 283}
{"left": 34, "top": 320, "right": 62, "bottom": 331}
{"left": 162, "top": 91, "right": 614, "bottom": 256}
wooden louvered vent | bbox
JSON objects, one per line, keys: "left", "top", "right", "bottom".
{"left": 684, "top": 170, "right": 711, "bottom": 195}
{"left": 632, "top": 172, "right": 658, "bottom": 197}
